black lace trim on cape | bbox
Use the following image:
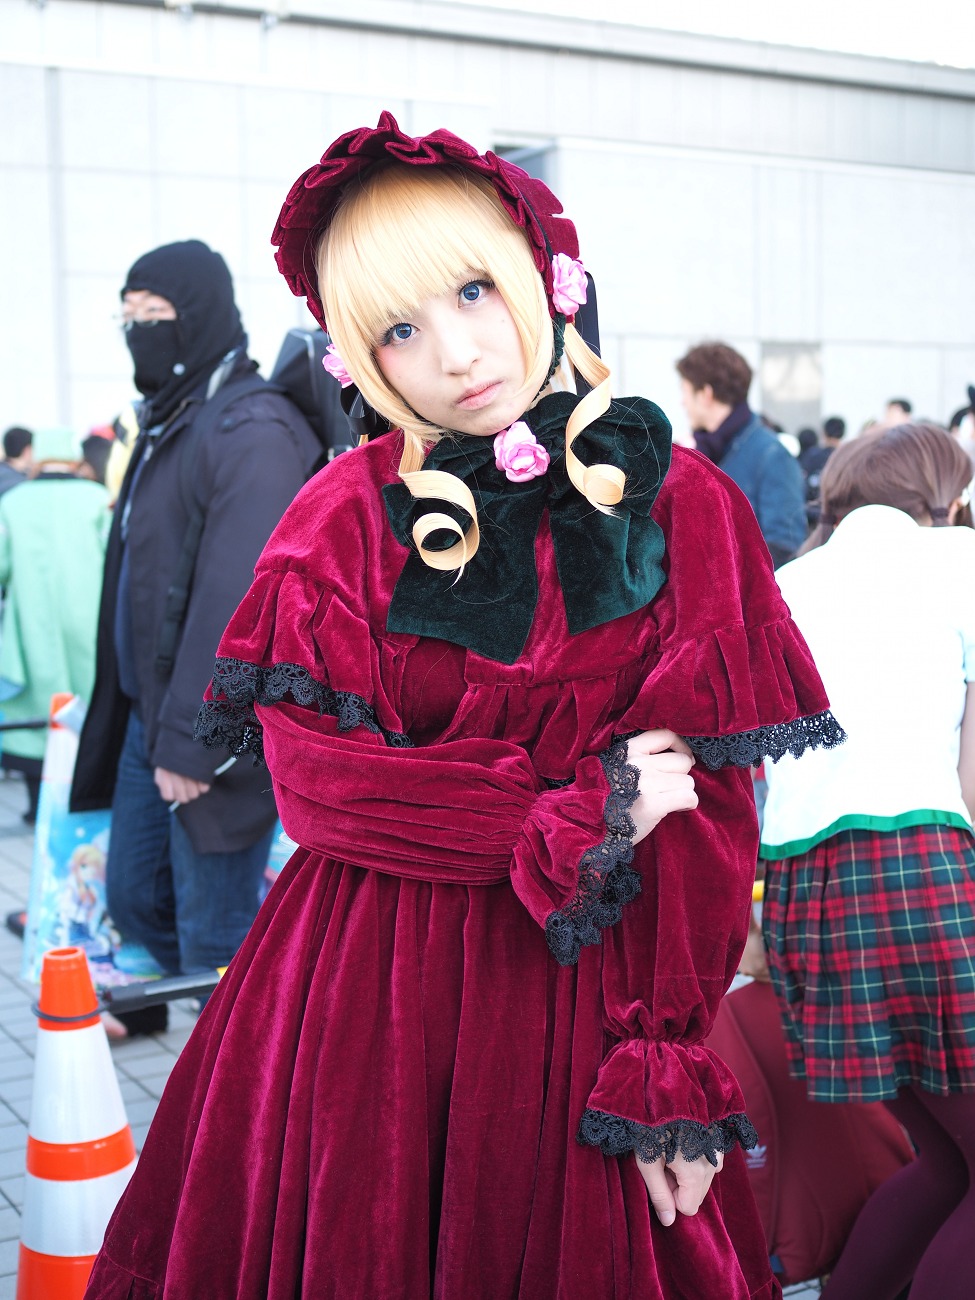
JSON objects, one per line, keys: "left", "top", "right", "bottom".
{"left": 544, "top": 738, "right": 641, "bottom": 968}
{"left": 684, "top": 709, "right": 846, "bottom": 771}
{"left": 577, "top": 1108, "right": 759, "bottom": 1168}
{"left": 194, "top": 658, "right": 414, "bottom": 763}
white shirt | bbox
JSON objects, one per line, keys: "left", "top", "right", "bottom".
{"left": 760, "top": 505, "right": 975, "bottom": 858}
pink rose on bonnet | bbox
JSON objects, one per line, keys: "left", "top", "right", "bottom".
{"left": 550, "top": 253, "right": 587, "bottom": 319}
{"left": 493, "top": 422, "right": 550, "bottom": 482}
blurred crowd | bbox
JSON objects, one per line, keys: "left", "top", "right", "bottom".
{"left": 674, "top": 340, "right": 975, "bottom": 567}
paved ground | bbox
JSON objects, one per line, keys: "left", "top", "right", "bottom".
{"left": 0, "top": 768, "right": 823, "bottom": 1299}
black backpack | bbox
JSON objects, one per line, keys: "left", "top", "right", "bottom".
{"left": 268, "top": 327, "right": 357, "bottom": 472}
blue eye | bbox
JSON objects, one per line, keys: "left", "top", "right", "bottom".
{"left": 382, "top": 322, "right": 414, "bottom": 346}
{"left": 461, "top": 280, "right": 492, "bottom": 303}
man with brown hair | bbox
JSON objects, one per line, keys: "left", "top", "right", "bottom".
{"left": 676, "top": 342, "right": 806, "bottom": 567}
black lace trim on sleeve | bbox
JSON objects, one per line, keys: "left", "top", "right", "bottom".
{"left": 193, "top": 658, "right": 414, "bottom": 764}
{"left": 577, "top": 1107, "right": 759, "bottom": 1168}
{"left": 543, "top": 738, "right": 641, "bottom": 968}
{"left": 684, "top": 709, "right": 846, "bottom": 771}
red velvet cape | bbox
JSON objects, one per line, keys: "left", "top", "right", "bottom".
{"left": 84, "top": 431, "right": 831, "bottom": 1299}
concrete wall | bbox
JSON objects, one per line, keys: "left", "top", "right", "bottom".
{"left": 2, "top": 0, "right": 974, "bottom": 440}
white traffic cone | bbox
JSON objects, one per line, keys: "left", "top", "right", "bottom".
{"left": 16, "top": 946, "right": 136, "bottom": 1298}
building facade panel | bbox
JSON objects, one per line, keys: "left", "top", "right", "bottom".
{"left": 59, "top": 166, "right": 155, "bottom": 276}
{"left": 0, "top": 0, "right": 973, "bottom": 439}
{"left": 59, "top": 69, "right": 152, "bottom": 174}
{"left": 0, "top": 63, "right": 47, "bottom": 167}
{"left": 0, "top": 164, "right": 58, "bottom": 430}
{"left": 755, "top": 166, "right": 822, "bottom": 345}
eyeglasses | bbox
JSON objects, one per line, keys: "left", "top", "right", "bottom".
{"left": 114, "top": 311, "right": 177, "bottom": 332}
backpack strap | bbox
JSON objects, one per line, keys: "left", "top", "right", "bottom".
{"left": 154, "top": 371, "right": 269, "bottom": 680}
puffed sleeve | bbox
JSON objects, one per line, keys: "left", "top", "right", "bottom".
{"left": 617, "top": 447, "right": 844, "bottom": 767}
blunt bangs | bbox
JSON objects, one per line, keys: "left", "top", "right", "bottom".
{"left": 331, "top": 169, "right": 529, "bottom": 343}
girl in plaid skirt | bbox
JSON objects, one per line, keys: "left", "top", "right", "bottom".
{"left": 760, "top": 421, "right": 975, "bottom": 1300}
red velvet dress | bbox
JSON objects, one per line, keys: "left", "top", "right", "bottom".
{"left": 85, "top": 429, "right": 833, "bottom": 1300}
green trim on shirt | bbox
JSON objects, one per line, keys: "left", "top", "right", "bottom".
{"left": 759, "top": 809, "right": 974, "bottom": 860}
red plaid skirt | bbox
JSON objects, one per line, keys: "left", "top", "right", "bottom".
{"left": 762, "top": 824, "right": 975, "bottom": 1103}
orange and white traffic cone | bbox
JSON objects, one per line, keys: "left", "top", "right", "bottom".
{"left": 16, "top": 947, "right": 136, "bottom": 1299}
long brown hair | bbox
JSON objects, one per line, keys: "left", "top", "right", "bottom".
{"left": 802, "top": 421, "right": 974, "bottom": 554}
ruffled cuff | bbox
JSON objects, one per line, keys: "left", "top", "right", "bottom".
{"left": 543, "top": 738, "right": 641, "bottom": 967}
{"left": 683, "top": 709, "right": 845, "bottom": 771}
{"left": 577, "top": 1109, "right": 758, "bottom": 1167}
{"left": 578, "top": 1039, "right": 758, "bottom": 1166}
{"left": 195, "top": 658, "right": 413, "bottom": 763}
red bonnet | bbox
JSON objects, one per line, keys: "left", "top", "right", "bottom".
{"left": 271, "top": 111, "right": 579, "bottom": 331}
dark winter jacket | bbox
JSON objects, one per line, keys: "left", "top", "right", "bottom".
{"left": 70, "top": 363, "right": 321, "bottom": 853}
{"left": 717, "top": 411, "right": 807, "bottom": 566}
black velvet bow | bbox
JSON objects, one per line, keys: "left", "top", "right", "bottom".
{"left": 382, "top": 391, "right": 672, "bottom": 664}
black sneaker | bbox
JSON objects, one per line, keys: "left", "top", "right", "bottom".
{"left": 110, "top": 1003, "right": 169, "bottom": 1038}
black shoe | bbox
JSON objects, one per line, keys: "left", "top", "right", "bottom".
{"left": 110, "top": 1003, "right": 169, "bottom": 1038}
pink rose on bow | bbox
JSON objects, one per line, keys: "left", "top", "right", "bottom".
{"left": 494, "top": 422, "right": 550, "bottom": 482}
{"left": 322, "top": 343, "right": 353, "bottom": 388}
{"left": 551, "top": 253, "right": 587, "bottom": 318}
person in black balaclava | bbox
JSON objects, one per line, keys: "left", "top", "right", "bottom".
{"left": 121, "top": 239, "right": 248, "bottom": 426}
{"left": 70, "top": 240, "right": 321, "bottom": 1037}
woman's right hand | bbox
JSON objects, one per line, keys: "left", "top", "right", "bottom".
{"left": 625, "top": 730, "right": 698, "bottom": 844}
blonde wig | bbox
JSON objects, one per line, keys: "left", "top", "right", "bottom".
{"left": 317, "top": 164, "right": 618, "bottom": 571}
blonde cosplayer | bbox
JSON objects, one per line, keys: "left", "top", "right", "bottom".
{"left": 317, "top": 165, "right": 624, "bottom": 573}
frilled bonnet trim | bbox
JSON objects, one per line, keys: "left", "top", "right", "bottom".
{"left": 544, "top": 738, "right": 641, "bottom": 967}
{"left": 684, "top": 709, "right": 846, "bottom": 771}
{"left": 195, "top": 658, "right": 414, "bottom": 764}
{"left": 271, "top": 110, "right": 579, "bottom": 332}
{"left": 577, "top": 1108, "right": 759, "bottom": 1167}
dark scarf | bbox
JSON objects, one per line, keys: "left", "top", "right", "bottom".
{"left": 382, "top": 391, "right": 672, "bottom": 664}
{"left": 123, "top": 240, "right": 248, "bottom": 428}
{"left": 693, "top": 402, "right": 752, "bottom": 465}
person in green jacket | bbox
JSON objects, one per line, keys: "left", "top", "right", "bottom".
{"left": 0, "top": 428, "right": 109, "bottom": 822}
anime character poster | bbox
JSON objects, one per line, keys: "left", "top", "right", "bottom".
{"left": 19, "top": 700, "right": 164, "bottom": 990}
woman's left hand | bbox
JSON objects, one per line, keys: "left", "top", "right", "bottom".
{"left": 637, "top": 1150, "right": 724, "bottom": 1227}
